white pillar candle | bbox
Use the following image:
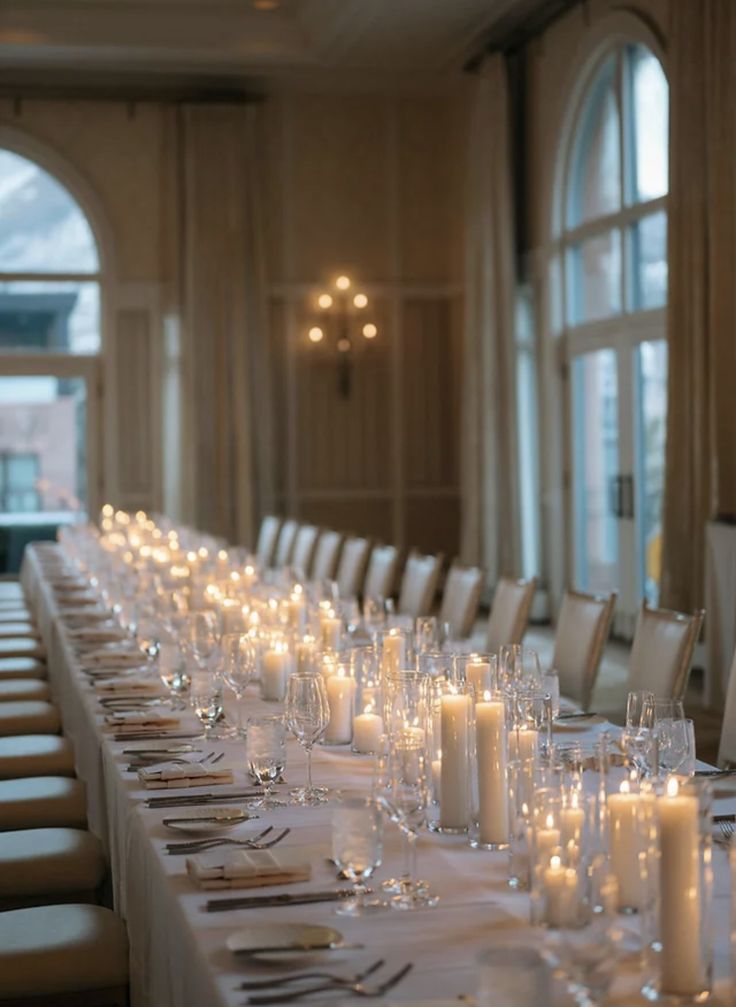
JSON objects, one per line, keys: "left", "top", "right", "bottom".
{"left": 657, "top": 778, "right": 702, "bottom": 996}
{"left": 517, "top": 727, "right": 539, "bottom": 763}
{"left": 440, "top": 691, "right": 472, "bottom": 830}
{"left": 325, "top": 670, "right": 355, "bottom": 744}
{"left": 382, "top": 632, "right": 406, "bottom": 677}
{"left": 475, "top": 695, "right": 509, "bottom": 845}
{"left": 608, "top": 783, "right": 644, "bottom": 911}
{"left": 535, "top": 813, "right": 561, "bottom": 863}
{"left": 543, "top": 855, "right": 578, "bottom": 928}
{"left": 320, "top": 617, "right": 342, "bottom": 652}
{"left": 261, "top": 646, "right": 291, "bottom": 701}
{"left": 220, "top": 600, "right": 245, "bottom": 635}
{"left": 321, "top": 654, "right": 337, "bottom": 680}
{"left": 466, "top": 659, "right": 493, "bottom": 698}
{"left": 352, "top": 707, "right": 384, "bottom": 753}
{"left": 289, "top": 596, "right": 307, "bottom": 634}
{"left": 560, "top": 797, "right": 586, "bottom": 851}
{"left": 296, "top": 637, "right": 318, "bottom": 675}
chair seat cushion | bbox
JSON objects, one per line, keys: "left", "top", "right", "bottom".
{"left": 0, "top": 624, "right": 39, "bottom": 640}
{"left": 0, "top": 702, "right": 60, "bottom": 737}
{"left": 0, "top": 904, "right": 128, "bottom": 998}
{"left": 0, "top": 736, "right": 75, "bottom": 780}
{"left": 0, "top": 828, "right": 105, "bottom": 899}
{"left": 0, "top": 680, "right": 50, "bottom": 703}
{"left": 0, "top": 639, "right": 46, "bottom": 661}
{"left": 0, "top": 583, "right": 24, "bottom": 600}
{"left": 0, "top": 777, "right": 87, "bottom": 831}
{"left": 0, "top": 658, "right": 46, "bottom": 681}
{"left": 0, "top": 610, "right": 34, "bottom": 624}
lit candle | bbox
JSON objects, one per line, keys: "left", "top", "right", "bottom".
{"left": 296, "top": 636, "right": 318, "bottom": 675}
{"left": 475, "top": 692, "right": 508, "bottom": 846}
{"left": 288, "top": 592, "right": 307, "bottom": 634}
{"left": 607, "top": 780, "right": 644, "bottom": 911}
{"left": 325, "top": 668, "right": 355, "bottom": 744}
{"left": 320, "top": 616, "right": 342, "bottom": 652}
{"left": 382, "top": 631, "right": 406, "bottom": 678}
{"left": 657, "top": 777, "right": 702, "bottom": 995}
{"left": 535, "top": 812, "right": 561, "bottom": 863}
{"left": 466, "top": 657, "right": 493, "bottom": 698}
{"left": 543, "top": 855, "right": 578, "bottom": 928}
{"left": 352, "top": 704, "right": 384, "bottom": 754}
{"left": 517, "top": 727, "right": 538, "bottom": 763}
{"left": 560, "top": 792, "right": 586, "bottom": 851}
{"left": 261, "top": 644, "right": 291, "bottom": 701}
{"left": 440, "top": 689, "right": 472, "bottom": 830}
{"left": 431, "top": 752, "right": 442, "bottom": 802}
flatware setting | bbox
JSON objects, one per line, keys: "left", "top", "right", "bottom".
{"left": 206, "top": 889, "right": 361, "bottom": 913}
{"left": 145, "top": 789, "right": 263, "bottom": 809}
{"left": 243, "top": 963, "right": 414, "bottom": 1003}
{"left": 127, "top": 751, "right": 224, "bottom": 771}
{"left": 238, "top": 958, "right": 385, "bottom": 991}
{"left": 166, "top": 826, "right": 291, "bottom": 854}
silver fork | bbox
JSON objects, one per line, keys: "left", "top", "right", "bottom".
{"left": 129, "top": 752, "right": 220, "bottom": 770}
{"left": 719, "top": 820, "right": 734, "bottom": 843}
{"left": 166, "top": 827, "right": 291, "bottom": 854}
{"left": 166, "top": 825, "right": 273, "bottom": 853}
{"left": 245, "top": 963, "right": 413, "bottom": 1004}
{"left": 239, "top": 959, "right": 385, "bottom": 991}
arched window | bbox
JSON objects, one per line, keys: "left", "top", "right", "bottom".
{"left": 0, "top": 147, "right": 102, "bottom": 520}
{"left": 560, "top": 42, "right": 668, "bottom": 626}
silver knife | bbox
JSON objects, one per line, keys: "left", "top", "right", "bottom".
{"left": 206, "top": 889, "right": 356, "bottom": 912}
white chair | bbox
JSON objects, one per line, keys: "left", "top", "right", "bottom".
{"left": 291, "top": 525, "right": 319, "bottom": 579}
{"left": 485, "top": 576, "right": 537, "bottom": 651}
{"left": 273, "top": 519, "right": 299, "bottom": 569}
{"left": 363, "top": 545, "right": 400, "bottom": 602}
{"left": 398, "top": 551, "right": 444, "bottom": 619}
{"left": 552, "top": 589, "right": 617, "bottom": 710}
{"left": 627, "top": 601, "right": 705, "bottom": 701}
{"left": 718, "top": 647, "right": 736, "bottom": 767}
{"left": 254, "top": 515, "right": 282, "bottom": 568}
{"left": 439, "top": 562, "right": 484, "bottom": 639}
{"left": 336, "top": 537, "right": 371, "bottom": 599}
{"left": 311, "top": 531, "right": 344, "bottom": 583}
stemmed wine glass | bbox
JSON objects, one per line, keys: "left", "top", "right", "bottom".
{"left": 184, "top": 611, "right": 219, "bottom": 672}
{"left": 284, "top": 673, "right": 330, "bottom": 806}
{"left": 247, "top": 715, "right": 287, "bottom": 808}
{"left": 220, "top": 632, "right": 256, "bottom": 738}
{"left": 621, "top": 690, "right": 656, "bottom": 775}
{"left": 332, "top": 796, "right": 385, "bottom": 915}
{"left": 189, "top": 672, "right": 223, "bottom": 740}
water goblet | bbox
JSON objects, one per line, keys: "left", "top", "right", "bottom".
{"left": 284, "top": 673, "right": 330, "bottom": 806}
{"left": 221, "top": 632, "right": 256, "bottom": 738}
{"left": 331, "top": 796, "right": 385, "bottom": 915}
{"left": 189, "top": 673, "right": 223, "bottom": 740}
{"left": 246, "top": 715, "right": 287, "bottom": 808}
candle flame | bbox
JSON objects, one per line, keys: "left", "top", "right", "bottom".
{"left": 571, "top": 791, "right": 579, "bottom": 808}
{"left": 545, "top": 813, "right": 554, "bottom": 829}
{"left": 218, "top": 549, "right": 228, "bottom": 560}
{"left": 198, "top": 547, "right": 209, "bottom": 559}
{"left": 483, "top": 689, "right": 491, "bottom": 702}
{"left": 550, "top": 855, "right": 561, "bottom": 870}
{"left": 666, "top": 777, "right": 679, "bottom": 798}
{"left": 365, "top": 703, "right": 373, "bottom": 715}
{"left": 620, "top": 780, "right": 630, "bottom": 794}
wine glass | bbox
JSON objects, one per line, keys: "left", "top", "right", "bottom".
{"left": 332, "top": 796, "right": 385, "bottom": 915}
{"left": 246, "top": 716, "right": 287, "bottom": 808}
{"left": 284, "top": 673, "right": 330, "bottom": 805}
{"left": 414, "top": 617, "right": 438, "bottom": 655}
{"left": 136, "top": 614, "right": 160, "bottom": 663}
{"left": 184, "top": 612, "right": 219, "bottom": 671}
{"left": 189, "top": 673, "right": 223, "bottom": 740}
{"left": 657, "top": 717, "right": 696, "bottom": 776}
{"left": 220, "top": 632, "right": 256, "bottom": 738}
{"left": 621, "top": 690, "right": 656, "bottom": 775}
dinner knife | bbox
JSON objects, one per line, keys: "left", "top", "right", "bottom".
{"left": 206, "top": 889, "right": 356, "bottom": 913}
{"left": 145, "top": 790, "right": 263, "bottom": 807}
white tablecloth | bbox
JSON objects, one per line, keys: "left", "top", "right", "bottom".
{"left": 20, "top": 544, "right": 736, "bottom": 1007}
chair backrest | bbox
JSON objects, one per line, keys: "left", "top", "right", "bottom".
{"left": 552, "top": 589, "right": 617, "bottom": 710}
{"left": 336, "top": 537, "right": 371, "bottom": 598}
{"left": 398, "top": 550, "right": 443, "bottom": 619}
{"left": 273, "top": 519, "right": 299, "bottom": 568}
{"left": 311, "top": 530, "right": 344, "bottom": 582}
{"left": 363, "top": 544, "right": 400, "bottom": 602}
{"left": 255, "top": 515, "right": 282, "bottom": 567}
{"left": 439, "top": 562, "right": 484, "bottom": 639}
{"left": 486, "top": 576, "right": 537, "bottom": 651}
{"left": 718, "top": 647, "right": 736, "bottom": 767}
{"left": 628, "top": 601, "right": 705, "bottom": 700}
{"left": 291, "top": 524, "right": 319, "bottom": 578}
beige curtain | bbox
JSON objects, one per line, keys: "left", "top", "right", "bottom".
{"left": 661, "top": 1, "right": 736, "bottom": 613}
{"left": 178, "top": 103, "right": 274, "bottom": 546}
{"left": 460, "top": 54, "right": 520, "bottom": 583}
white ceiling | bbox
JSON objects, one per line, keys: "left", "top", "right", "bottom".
{"left": 0, "top": 0, "right": 547, "bottom": 96}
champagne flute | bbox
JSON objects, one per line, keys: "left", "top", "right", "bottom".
{"left": 284, "top": 673, "right": 329, "bottom": 806}
{"left": 221, "top": 632, "right": 256, "bottom": 738}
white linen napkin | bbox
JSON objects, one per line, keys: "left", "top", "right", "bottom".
{"left": 95, "top": 677, "right": 163, "bottom": 695}
{"left": 186, "top": 849, "right": 311, "bottom": 890}
{"left": 103, "top": 711, "right": 180, "bottom": 734}
{"left": 138, "top": 761, "right": 234, "bottom": 789}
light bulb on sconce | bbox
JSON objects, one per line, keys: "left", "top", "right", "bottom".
{"left": 308, "top": 326, "right": 324, "bottom": 343}
{"left": 353, "top": 293, "right": 368, "bottom": 308}
{"left": 306, "top": 273, "right": 378, "bottom": 398}
{"left": 318, "top": 293, "right": 333, "bottom": 309}
{"left": 335, "top": 275, "right": 351, "bottom": 290}
{"left": 362, "top": 323, "right": 377, "bottom": 339}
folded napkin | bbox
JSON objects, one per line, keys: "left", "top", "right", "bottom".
{"left": 61, "top": 608, "right": 112, "bottom": 623}
{"left": 95, "top": 677, "right": 163, "bottom": 695}
{"left": 69, "top": 627, "right": 129, "bottom": 644}
{"left": 103, "top": 711, "right": 180, "bottom": 734}
{"left": 84, "top": 649, "right": 146, "bottom": 669}
{"left": 186, "top": 849, "right": 311, "bottom": 890}
{"left": 138, "top": 761, "right": 234, "bottom": 789}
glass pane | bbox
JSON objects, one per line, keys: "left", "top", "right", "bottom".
{"left": 0, "top": 375, "right": 87, "bottom": 516}
{"left": 568, "top": 229, "right": 621, "bottom": 324}
{"left": 572, "top": 350, "right": 620, "bottom": 593}
{"left": 628, "top": 45, "right": 668, "bottom": 202}
{"left": 0, "top": 149, "right": 99, "bottom": 274}
{"left": 567, "top": 56, "right": 621, "bottom": 227}
{"left": 631, "top": 211, "right": 667, "bottom": 310}
{"left": 0, "top": 281, "right": 100, "bottom": 354}
{"left": 635, "top": 340, "right": 667, "bottom": 605}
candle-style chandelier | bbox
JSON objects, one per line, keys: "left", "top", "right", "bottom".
{"left": 305, "top": 275, "right": 378, "bottom": 398}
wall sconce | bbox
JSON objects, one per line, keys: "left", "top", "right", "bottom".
{"left": 306, "top": 275, "right": 378, "bottom": 398}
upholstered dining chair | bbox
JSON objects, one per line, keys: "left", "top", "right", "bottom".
{"left": 717, "top": 647, "right": 736, "bottom": 767}
{"left": 627, "top": 601, "right": 705, "bottom": 701}
{"left": 552, "top": 589, "right": 617, "bottom": 710}
{"left": 398, "top": 551, "right": 444, "bottom": 619}
{"left": 311, "top": 530, "right": 344, "bottom": 582}
{"left": 362, "top": 544, "right": 400, "bottom": 602}
{"left": 254, "top": 515, "right": 282, "bottom": 568}
{"left": 273, "top": 519, "right": 299, "bottom": 569}
{"left": 485, "top": 576, "right": 537, "bottom": 651}
{"left": 439, "top": 562, "right": 484, "bottom": 639}
{"left": 335, "top": 537, "right": 371, "bottom": 599}
{"left": 291, "top": 525, "right": 319, "bottom": 579}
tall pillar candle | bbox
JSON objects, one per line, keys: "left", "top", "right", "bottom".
{"left": 324, "top": 669, "right": 355, "bottom": 744}
{"left": 607, "top": 782, "right": 644, "bottom": 911}
{"left": 440, "top": 690, "right": 472, "bottom": 830}
{"left": 320, "top": 616, "right": 342, "bottom": 653}
{"left": 474, "top": 695, "right": 509, "bottom": 846}
{"left": 382, "top": 632, "right": 406, "bottom": 678}
{"left": 261, "top": 645, "right": 291, "bottom": 701}
{"left": 466, "top": 658, "right": 493, "bottom": 698}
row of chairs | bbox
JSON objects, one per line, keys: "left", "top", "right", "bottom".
{"left": 0, "top": 572, "right": 129, "bottom": 1005}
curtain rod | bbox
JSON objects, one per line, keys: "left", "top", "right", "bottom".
{"left": 464, "top": 0, "right": 583, "bottom": 71}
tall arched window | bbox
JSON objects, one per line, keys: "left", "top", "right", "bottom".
{"left": 560, "top": 42, "right": 668, "bottom": 628}
{"left": 0, "top": 147, "right": 102, "bottom": 519}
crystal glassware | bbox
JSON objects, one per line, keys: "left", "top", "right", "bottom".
{"left": 220, "top": 632, "right": 256, "bottom": 738}
{"left": 246, "top": 715, "right": 287, "bottom": 808}
{"left": 331, "top": 796, "right": 385, "bottom": 915}
{"left": 189, "top": 672, "right": 223, "bottom": 740}
{"left": 284, "top": 673, "right": 330, "bottom": 805}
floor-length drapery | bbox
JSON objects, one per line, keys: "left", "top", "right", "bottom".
{"left": 178, "top": 103, "right": 274, "bottom": 546}
{"left": 661, "top": 1, "right": 736, "bottom": 615}
{"left": 460, "top": 54, "right": 520, "bottom": 584}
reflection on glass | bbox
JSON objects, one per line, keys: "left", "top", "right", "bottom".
{"left": 631, "top": 212, "right": 667, "bottom": 310}
{"left": 629, "top": 45, "right": 668, "bottom": 203}
{"left": 568, "top": 229, "right": 621, "bottom": 324}
{"left": 0, "top": 281, "right": 100, "bottom": 354}
{"left": 0, "top": 375, "right": 87, "bottom": 516}
{"left": 567, "top": 56, "right": 621, "bottom": 227}
{"left": 635, "top": 339, "right": 667, "bottom": 605}
{"left": 572, "top": 350, "right": 620, "bottom": 593}
{"left": 0, "top": 149, "right": 99, "bottom": 273}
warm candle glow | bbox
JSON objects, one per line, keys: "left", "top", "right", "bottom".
{"left": 318, "top": 293, "right": 333, "bottom": 309}
{"left": 353, "top": 293, "right": 368, "bottom": 308}
{"left": 550, "top": 854, "right": 561, "bottom": 871}
{"left": 308, "top": 326, "right": 324, "bottom": 343}
{"left": 666, "top": 776, "right": 679, "bottom": 798}
{"left": 336, "top": 275, "right": 351, "bottom": 290}
{"left": 363, "top": 323, "right": 377, "bottom": 339}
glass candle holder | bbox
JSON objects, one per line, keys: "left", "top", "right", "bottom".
{"left": 430, "top": 681, "right": 473, "bottom": 835}
{"left": 418, "top": 650, "right": 454, "bottom": 682}
{"left": 385, "top": 670, "right": 429, "bottom": 746}
{"left": 508, "top": 757, "right": 534, "bottom": 890}
{"left": 455, "top": 652, "right": 498, "bottom": 698}
{"left": 378, "top": 627, "right": 413, "bottom": 684}
{"left": 350, "top": 647, "right": 383, "bottom": 755}
{"left": 469, "top": 690, "right": 509, "bottom": 850}
{"left": 323, "top": 662, "right": 356, "bottom": 745}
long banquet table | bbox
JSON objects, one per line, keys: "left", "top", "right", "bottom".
{"left": 19, "top": 542, "right": 736, "bottom": 1007}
